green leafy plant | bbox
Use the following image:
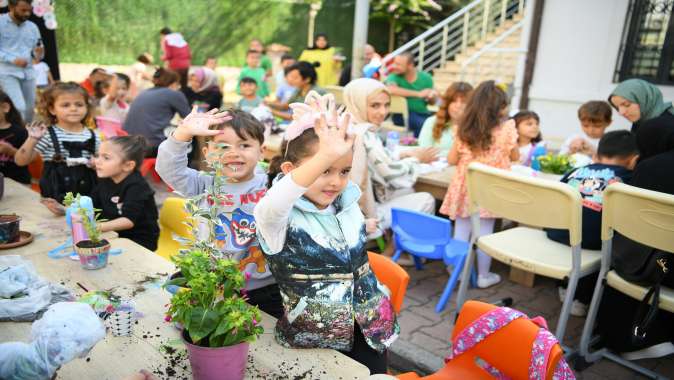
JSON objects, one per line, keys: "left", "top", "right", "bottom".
{"left": 537, "top": 154, "right": 574, "bottom": 175}
{"left": 163, "top": 149, "right": 263, "bottom": 347}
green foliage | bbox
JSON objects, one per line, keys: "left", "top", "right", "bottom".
{"left": 65, "top": 192, "right": 105, "bottom": 244}
{"left": 537, "top": 154, "right": 574, "bottom": 175}
{"left": 163, "top": 149, "right": 263, "bottom": 348}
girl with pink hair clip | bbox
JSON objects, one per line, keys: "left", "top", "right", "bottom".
{"left": 254, "top": 91, "right": 399, "bottom": 374}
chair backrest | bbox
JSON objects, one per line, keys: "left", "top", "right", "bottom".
{"left": 391, "top": 207, "right": 451, "bottom": 245}
{"left": 388, "top": 95, "right": 409, "bottom": 129}
{"left": 466, "top": 162, "right": 584, "bottom": 246}
{"left": 602, "top": 182, "right": 674, "bottom": 253}
{"left": 95, "top": 116, "right": 127, "bottom": 138}
{"left": 159, "top": 197, "right": 192, "bottom": 238}
{"left": 324, "top": 85, "right": 344, "bottom": 105}
{"left": 368, "top": 251, "right": 410, "bottom": 314}
{"left": 453, "top": 300, "right": 564, "bottom": 380}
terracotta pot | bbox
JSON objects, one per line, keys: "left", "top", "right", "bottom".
{"left": 182, "top": 330, "right": 249, "bottom": 380}
{"left": 0, "top": 214, "right": 21, "bottom": 244}
{"left": 74, "top": 239, "right": 110, "bottom": 270}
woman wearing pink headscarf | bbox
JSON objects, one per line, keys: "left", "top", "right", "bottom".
{"left": 181, "top": 67, "right": 222, "bottom": 112}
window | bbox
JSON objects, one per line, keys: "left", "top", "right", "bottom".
{"left": 616, "top": 0, "right": 674, "bottom": 84}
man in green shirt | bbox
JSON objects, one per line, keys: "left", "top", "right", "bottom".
{"left": 385, "top": 53, "right": 437, "bottom": 137}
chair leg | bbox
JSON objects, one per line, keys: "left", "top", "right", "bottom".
{"left": 470, "top": 267, "right": 477, "bottom": 288}
{"left": 412, "top": 255, "right": 424, "bottom": 270}
{"left": 455, "top": 241, "right": 476, "bottom": 316}
{"left": 436, "top": 256, "right": 464, "bottom": 313}
{"left": 556, "top": 269, "right": 579, "bottom": 347}
{"left": 580, "top": 242, "right": 611, "bottom": 363}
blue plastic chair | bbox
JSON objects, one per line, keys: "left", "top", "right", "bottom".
{"left": 391, "top": 207, "right": 477, "bottom": 313}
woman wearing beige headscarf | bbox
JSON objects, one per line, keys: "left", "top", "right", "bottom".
{"left": 344, "top": 78, "right": 437, "bottom": 262}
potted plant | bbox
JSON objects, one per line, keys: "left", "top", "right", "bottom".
{"left": 537, "top": 154, "right": 574, "bottom": 175}
{"left": 163, "top": 158, "right": 263, "bottom": 380}
{"left": 64, "top": 192, "right": 110, "bottom": 270}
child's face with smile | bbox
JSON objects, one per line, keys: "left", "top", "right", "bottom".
{"left": 302, "top": 151, "right": 353, "bottom": 209}
{"left": 203, "top": 127, "right": 262, "bottom": 182}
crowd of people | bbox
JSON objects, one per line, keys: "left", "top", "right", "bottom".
{"left": 1, "top": 0, "right": 674, "bottom": 374}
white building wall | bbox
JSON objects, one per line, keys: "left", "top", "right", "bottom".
{"left": 525, "top": 0, "right": 674, "bottom": 144}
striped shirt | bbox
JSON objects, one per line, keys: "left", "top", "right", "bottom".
{"left": 35, "top": 125, "right": 100, "bottom": 162}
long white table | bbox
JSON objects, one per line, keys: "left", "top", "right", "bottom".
{"left": 0, "top": 179, "right": 370, "bottom": 379}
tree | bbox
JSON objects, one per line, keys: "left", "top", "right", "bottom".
{"left": 370, "top": 0, "right": 442, "bottom": 52}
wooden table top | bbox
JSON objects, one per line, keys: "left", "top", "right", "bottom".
{"left": 0, "top": 179, "right": 370, "bottom": 380}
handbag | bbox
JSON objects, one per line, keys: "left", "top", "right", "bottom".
{"left": 611, "top": 232, "right": 672, "bottom": 346}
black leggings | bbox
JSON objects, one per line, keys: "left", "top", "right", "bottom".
{"left": 246, "top": 283, "right": 284, "bottom": 319}
{"left": 341, "top": 325, "right": 388, "bottom": 374}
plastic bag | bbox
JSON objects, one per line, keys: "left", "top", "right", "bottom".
{"left": 0, "top": 256, "right": 74, "bottom": 322}
{"left": 0, "top": 302, "right": 106, "bottom": 380}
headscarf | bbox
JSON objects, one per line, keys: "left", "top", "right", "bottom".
{"left": 609, "top": 78, "right": 674, "bottom": 122}
{"left": 343, "top": 78, "right": 390, "bottom": 127}
{"left": 190, "top": 67, "right": 219, "bottom": 93}
{"left": 343, "top": 78, "right": 392, "bottom": 221}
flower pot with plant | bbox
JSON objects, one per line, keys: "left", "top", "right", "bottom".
{"left": 162, "top": 159, "right": 263, "bottom": 380}
{"left": 65, "top": 193, "right": 110, "bottom": 270}
{"left": 537, "top": 154, "right": 574, "bottom": 175}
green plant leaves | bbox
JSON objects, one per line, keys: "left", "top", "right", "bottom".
{"left": 187, "top": 307, "right": 220, "bottom": 344}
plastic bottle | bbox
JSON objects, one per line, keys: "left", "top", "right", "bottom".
{"left": 386, "top": 131, "right": 400, "bottom": 153}
{"left": 530, "top": 144, "right": 547, "bottom": 171}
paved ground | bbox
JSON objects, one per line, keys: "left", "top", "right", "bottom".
{"left": 149, "top": 179, "right": 673, "bottom": 379}
{"left": 386, "top": 259, "right": 674, "bottom": 379}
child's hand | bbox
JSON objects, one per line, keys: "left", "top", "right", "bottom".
{"left": 314, "top": 104, "right": 354, "bottom": 161}
{"left": 40, "top": 198, "right": 66, "bottom": 216}
{"left": 174, "top": 107, "right": 232, "bottom": 142}
{"left": 365, "top": 218, "right": 379, "bottom": 235}
{"left": 27, "top": 121, "right": 47, "bottom": 141}
{"left": 568, "top": 137, "right": 584, "bottom": 154}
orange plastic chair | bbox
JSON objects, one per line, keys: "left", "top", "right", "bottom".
{"left": 367, "top": 251, "right": 410, "bottom": 314}
{"left": 397, "top": 300, "right": 565, "bottom": 380}
{"left": 27, "top": 154, "right": 44, "bottom": 193}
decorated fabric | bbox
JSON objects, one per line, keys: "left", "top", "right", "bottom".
{"left": 260, "top": 179, "right": 399, "bottom": 353}
{"left": 448, "top": 306, "right": 575, "bottom": 380}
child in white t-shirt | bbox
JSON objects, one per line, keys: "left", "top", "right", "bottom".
{"left": 33, "top": 58, "right": 53, "bottom": 89}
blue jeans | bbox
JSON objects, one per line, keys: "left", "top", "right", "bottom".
{"left": 392, "top": 111, "right": 431, "bottom": 137}
{"left": 0, "top": 74, "right": 36, "bottom": 122}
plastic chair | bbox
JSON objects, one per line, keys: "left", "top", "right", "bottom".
{"left": 27, "top": 154, "right": 43, "bottom": 193}
{"left": 95, "top": 116, "right": 127, "bottom": 138}
{"left": 397, "top": 300, "right": 565, "bottom": 380}
{"left": 368, "top": 251, "right": 410, "bottom": 314}
{"left": 381, "top": 95, "right": 409, "bottom": 134}
{"left": 156, "top": 197, "right": 192, "bottom": 259}
{"left": 455, "top": 162, "right": 602, "bottom": 348}
{"left": 390, "top": 207, "right": 477, "bottom": 313}
{"left": 579, "top": 183, "right": 674, "bottom": 379}
{"left": 140, "top": 158, "right": 163, "bottom": 183}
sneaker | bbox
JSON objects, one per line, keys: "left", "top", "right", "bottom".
{"left": 558, "top": 286, "right": 567, "bottom": 302}
{"left": 477, "top": 273, "right": 501, "bottom": 288}
{"left": 621, "top": 342, "right": 674, "bottom": 361}
{"left": 570, "top": 300, "right": 588, "bottom": 317}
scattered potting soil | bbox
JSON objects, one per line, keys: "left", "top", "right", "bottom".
{"left": 150, "top": 343, "right": 190, "bottom": 380}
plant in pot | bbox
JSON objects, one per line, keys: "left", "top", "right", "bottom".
{"left": 163, "top": 158, "right": 263, "bottom": 380}
{"left": 537, "top": 154, "right": 574, "bottom": 175}
{"left": 64, "top": 192, "right": 110, "bottom": 270}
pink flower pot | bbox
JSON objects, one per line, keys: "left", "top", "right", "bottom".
{"left": 183, "top": 332, "right": 249, "bottom": 380}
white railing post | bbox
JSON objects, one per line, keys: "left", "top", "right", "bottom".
{"left": 518, "top": 0, "right": 524, "bottom": 14}
{"left": 441, "top": 25, "right": 448, "bottom": 65}
{"left": 418, "top": 40, "right": 425, "bottom": 70}
{"left": 462, "top": 12, "right": 470, "bottom": 53}
{"left": 482, "top": 0, "right": 492, "bottom": 38}
{"left": 500, "top": 0, "right": 508, "bottom": 25}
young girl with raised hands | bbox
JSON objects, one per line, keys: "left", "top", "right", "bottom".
{"left": 15, "top": 82, "right": 99, "bottom": 214}
{"left": 254, "top": 92, "right": 399, "bottom": 374}
{"left": 440, "top": 81, "right": 519, "bottom": 289}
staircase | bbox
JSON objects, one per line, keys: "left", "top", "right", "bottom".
{"left": 386, "top": 0, "right": 527, "bottom": 92}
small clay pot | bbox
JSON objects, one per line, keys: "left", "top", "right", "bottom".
{"left": 0, "top": 214, "right": 21, "bottom": 244}
{"left": 74, "top": 239, "right": 111, "bottom": 270}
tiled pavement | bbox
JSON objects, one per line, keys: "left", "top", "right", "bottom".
{"left": 387, "top": 259, "right": 674, "bottom": 379}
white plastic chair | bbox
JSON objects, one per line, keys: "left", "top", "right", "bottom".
{"left": 579, "top": 182, "right": 674, "bottom": 379}
{"left": 455, "top": 162, "right": 602, "bottom": 347}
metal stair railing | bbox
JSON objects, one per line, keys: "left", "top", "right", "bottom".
{"left": 384, "top": 0, "right": 525, "bottom": 72}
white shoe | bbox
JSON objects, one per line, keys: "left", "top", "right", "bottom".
{"left": 558, "top": 286, "right": 567, "bottom": 302}
{"left": 477, "top": 273, "right": 501, "bottom": 288}
{"left": 570, "top": 300, "right": 588, "bottom": 317}
{"left": 622, "top": 342, "right": 674, "bottom": 361}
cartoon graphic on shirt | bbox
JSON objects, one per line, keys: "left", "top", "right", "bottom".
{"left": 238, "top": 245, "right": 267, "bottom": 273}
{"left": 215, "top": 208, "right": 257, "bottom": 249}
{"left": 566, "top": 167, "right": 623, "bottom": 212}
